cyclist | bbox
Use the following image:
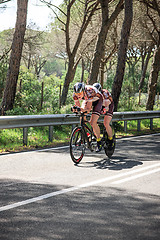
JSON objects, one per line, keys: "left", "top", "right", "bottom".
{"left": 93, "top": 83, "right": 114, "bottom": 150}
{"left": 72, "top": 82, "right": 103, "bottom": 152}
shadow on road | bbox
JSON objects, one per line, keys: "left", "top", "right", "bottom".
{"left": 0, "top": 179, "right": 159, "bottom": 240}
{"left": 80, "top": 157, "right": 143, "bottom": 170}
{"left": 75, "top": 134, "right": 160, "bottom": 169}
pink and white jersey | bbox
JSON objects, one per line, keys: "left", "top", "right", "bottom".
{"left": 73, "top": 85, "right": 103, "bottom": 102}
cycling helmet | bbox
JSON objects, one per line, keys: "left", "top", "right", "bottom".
{"left": 73, "top": 82, "right": 85, "bottom": 93}
{"left": 93, "top": 82, "right": 102, "bottom": 92}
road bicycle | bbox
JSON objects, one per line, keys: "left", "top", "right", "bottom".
{"left": 70, "top": 110, "right": 116, "bottom": 164}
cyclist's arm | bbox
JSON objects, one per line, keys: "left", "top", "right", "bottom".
{"left": 103, "top": 99, "right": 111, "bottom": 107}
{"left": 81, "top": 100, "right": 92, "bottom": 113}
{"left": 74, "top": 99, "right": 81, "bottom": 108}
{"left": 72, "top": 93, "right": 81, "bottom": 111}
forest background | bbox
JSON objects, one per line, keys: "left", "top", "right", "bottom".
{"left": 0, "top": 0, "right": 160, "bottom": 150}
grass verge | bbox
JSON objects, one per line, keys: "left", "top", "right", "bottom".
{"left": 0, "top": 119, "right": 159, "bottom": 154}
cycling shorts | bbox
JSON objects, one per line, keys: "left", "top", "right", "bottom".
{"left": 102, "top": 101, "right": 114, "bottom": 117}
{"left": 92, "top": 96, "right": 103, "bottom": 116}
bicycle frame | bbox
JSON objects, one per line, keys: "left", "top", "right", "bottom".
{"left": 78, "top": 112, "right": 95, "bottom": 151}
{"left": 70, "top": 111, "right": 116, "bottom": 164}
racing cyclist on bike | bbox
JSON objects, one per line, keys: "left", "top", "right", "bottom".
{"left": 93, "top": 83, "right": 114, "bottom": 150}
{"left": 72, "top": 82, "right": 103, "bottom": 152}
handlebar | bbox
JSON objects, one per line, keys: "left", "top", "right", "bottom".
{"left": 71, "top": 106, "right": 88, "bottom": 117}
{"left": 71, "top": 105, "right": 81, "bottom": 112}
{"left": 75, "top": 111, "right": 88, "bottom": 117}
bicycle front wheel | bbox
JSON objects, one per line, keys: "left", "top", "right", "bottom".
{"left": 70, "top": 127, "right": 85, "bottom": 164}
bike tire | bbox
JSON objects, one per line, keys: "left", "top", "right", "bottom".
{"left": 70, "top": 127, "right": 85, "bottom": 164}
{"left": 104, "top": 132, "right": 116, "bottom": 158}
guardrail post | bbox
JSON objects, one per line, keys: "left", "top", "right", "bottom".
{"left": 72, "top": 124, "right": 77, "bottom": 131}
{"left": 23, "top": 127, "right": 28, "bottom": 146}
{"left": 150, "top": 119, "right": 153, "bottom": 130}
{"left": 137, "top": 120, "right": 141, "bottom": 131}
{"left": 124, "top": 121, "right": 127, "bottom": 132}
{"left": 49, "top": 126, "right": 53, "bottom": 142}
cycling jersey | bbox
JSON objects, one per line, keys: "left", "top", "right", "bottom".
{"left": 101, "top": 89, "right": 114, "bottom": 117}
{"left": 101, "top": 89, "right": 113, "bottom": 103}
{"left": 73, "top": 85, "right": 103, "bottom": 116}
{"left": 73, "top": 85, "right": 102, "bottom": 101}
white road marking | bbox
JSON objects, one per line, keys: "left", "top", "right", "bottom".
{"left": 112, "top": 168, "right": 160, "bottom": 184}
{"left": 38, "top": 145, "right": 69, "bottom": 151}
{"left": 0, "top": 162, "right": 160, "bottom": 212}
{"left": 116, "top": 132, "right": 160, "bottom": 141}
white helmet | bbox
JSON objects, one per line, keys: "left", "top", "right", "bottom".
{"left": 73, "top": 82, "right": 85, "bottom": 93}
{"left": 93, "top": 83, "right": 102, "bottom": 92}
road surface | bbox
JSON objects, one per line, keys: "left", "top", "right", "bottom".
{"left": 0, "top": 133, "right": 160, "bottom": 240}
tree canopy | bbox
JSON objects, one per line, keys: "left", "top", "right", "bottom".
{"left": 0, "top": 0, "right": 160, "bottom": 115}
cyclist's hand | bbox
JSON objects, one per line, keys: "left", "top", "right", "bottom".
{"left": 76, "top": 106, "right": 81, "bottom": 112}
{"left": 101, "top": 107, "right": 109, "bottom": 115}
{"left": 71, "top": 105, "right": 77, "bottom": 112}
{"left": 71, "top": 105, "right": 81, "bottom": 113}
{"left": 104, "top": 107, "right": 109, "bottom": 113}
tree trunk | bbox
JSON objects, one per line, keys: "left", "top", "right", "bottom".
{"left": 89, "top": 0, "right": 109, "bottom": 85}
{"left": 41, "top": 81, "right": 44, "bottom": 110}
{"left": 60, "top": 0, "right": 99, "bottom": 106}
{"left": 146, "top": 45, "right": 160, "bottom": 110}
{"left": 61, "top": 59, "right": 76, "bottom": 106}
{"left": 139, "top": 45, "right": 153, "bottom": 91}
{"left": 88, "top": 0, "right": 124, "bottom": 85}
{"left": 100, "top": 60, "right": 105, "bottom": 89}
{"left": 112, "top": 0, "right": 133, "bottom": 112}
{"left": 0, "top": 0, "right": 28, "bottom": 114}
{"left": 81, "top": 58, "right": 85, "bottom": 83}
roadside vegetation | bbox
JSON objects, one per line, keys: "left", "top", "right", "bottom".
{"left": 0, "top": 118, "right": 159, "bottom": 153}
{"left": 0, "top": 1, "right": 160, "bottom": 153}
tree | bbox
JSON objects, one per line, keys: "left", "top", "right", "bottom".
{"left": 112, "top": 0, "right": 133, "bottom": 112}
{"left": 139, "top": 44, "right": 153, "bottom": 91}
{"left": 146, "top": 45, "right": 160, "bottom": 110}
{"left": 60, "top": 0, "right": 100, "bottom": 105}
{"left": 41, "top": 0, "right": 100, "bottom": 106}
{"left": 139, "top": 0, "right": 160, "bottom": 110}
{"left": 0, "top": 0, "right": 28, "bottom": 114}
{"left": 22, "top": 28, "right": 47, "bottom": 78}
{"left": 88, "top": 0, "right": 124, "bottom": 84}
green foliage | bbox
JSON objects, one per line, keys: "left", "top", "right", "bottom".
{"left": 6, "top": 66, "right": 66, "bottom": 115}
{"left": 9, "top": 67, "right": 42, "bottom": 114}
{"left": 0, "top": 125, "right": 71, "bottom": 152}
{"left": 113, "top": 121, "right": 124, "bottom": 132}
{"left": 0, "top": 129, "right": 23, "bottom": 149}
{"left": 43, "top": 58, "right": 64, "bottom": 77}
{"left": 0, "top": 53, "right": 8, "bottom": 99}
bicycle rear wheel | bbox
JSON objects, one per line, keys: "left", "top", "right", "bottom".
{"left": 70, "top": 127, "right": 85, "bottom": 164}
{"left": 104, "top": 131, "right": 116, "bottom": 158}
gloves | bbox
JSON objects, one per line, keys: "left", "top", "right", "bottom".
{"left": 101, "top": 107, "right": 109, "bottom": 115}
{"left": 71, "top": 105, "right": 81, "bottom": 112}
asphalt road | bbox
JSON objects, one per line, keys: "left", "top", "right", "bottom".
{"left": 0, "top": 133, "right": 160, "bottom": 240}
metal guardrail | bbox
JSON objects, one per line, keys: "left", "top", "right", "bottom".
{"left": 0, "top": 110, "right": 160, "bottom": 145}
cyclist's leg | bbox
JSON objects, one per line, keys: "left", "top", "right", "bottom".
{"left": 104, "top": 102, "right": 114, "bottom": 150}
{"left": 104, "top": 115, "right": 113, "bottom": 138}
{"left": 90, "top": 97, "right": 103, "bottom": 152}
{"left": 90, "top": 97, "right": 103, "bottom": 139}
{"left": 90, "top": 113, "right": 101, "bottom": 139}
{"left": 90, "top": 113, "right": 102, "bottom": 152}
{"left": 104, "top": 102, "right": 114, "bottom": 136}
